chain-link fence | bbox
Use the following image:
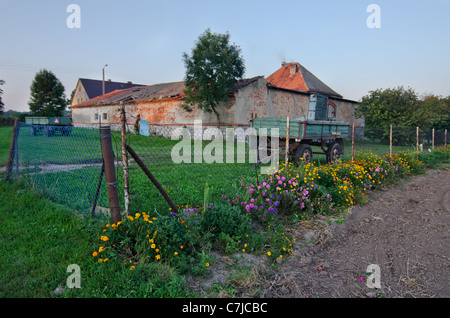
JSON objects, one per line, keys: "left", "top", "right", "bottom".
{"left": 4, "top": 118, "right": 448, "bottom": 220}
{"left": 346, "top": 125, "right": 448, "bottom": 159}
{"left": 6, "top": 122, "right": 114, "bottom": 215}
{"left": 121, "top": 124, "right": 258, "bottom": 215}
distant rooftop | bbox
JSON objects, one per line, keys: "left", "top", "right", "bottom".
{"left": 73, "top": 77, "right": 262, "bottom": 108}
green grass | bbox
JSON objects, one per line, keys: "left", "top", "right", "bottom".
{"left": 0, "top": 126, "right": 13, "bottom": 166}
{"left": 0, "top": 179, "right": 195, "bottom": 297}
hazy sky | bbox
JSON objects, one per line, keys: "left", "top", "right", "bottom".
{"left": 1, "top": 0, "right": 449, "bottom": 112}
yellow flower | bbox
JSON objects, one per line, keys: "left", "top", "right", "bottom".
{"left": 151, "top": 244, "right": 156, "bottom": 249}
{"left": 130, "top": 265, "right": 135, "bottom": 270}
{"left": 92, "top": 251, "right": 98, "bottom": 257}
{"left": 156, "top": 255, "right": 161, "bottom": 260}
{"left": 98, "top": 246, "right": 105, "bottom": 253}
{"left": 100, "top": 236, "right": 109, "bottom": 241}
{"left": 205, "top": 263, "right": 210, "bottom": 267}
{"left": 267, "top": 251, "right": 271, "bottom": 256}
{"left": 174, "top": 252, "right": 178, "bottom": 255}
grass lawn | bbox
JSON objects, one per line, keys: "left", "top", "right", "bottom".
{"left": 0, "top": 180, "right": 195, "bottom": 297}
{"left": 0, "top": 126, "right": 13, "bottom": 166}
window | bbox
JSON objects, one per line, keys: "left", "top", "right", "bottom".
{"left": 103, "top": 113, "right": 108, "bottom": 120}
{"left": 94, "top": 113, "right": 99, "bottom": 121}
{"left": 327, "top": 102, "right": 336, "bottom": 120}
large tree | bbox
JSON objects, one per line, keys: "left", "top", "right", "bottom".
{"left": 181, "top": 28, "right": 245, "bottom": 127}
{"left": 0, "top": 79, "right": 5, "bottom": 114}
{"left": 28, "top": 69, "right": 67, "bottom": 116}
{"left": 355, "top": 86, "right": 420, "bottom": 128}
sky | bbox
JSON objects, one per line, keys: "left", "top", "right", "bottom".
{"left": 1, "top": 0, "right": 450, "bottom": 112}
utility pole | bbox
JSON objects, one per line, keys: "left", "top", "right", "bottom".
{"left": 102, "top": 64, "right": 108, "bottom": 95}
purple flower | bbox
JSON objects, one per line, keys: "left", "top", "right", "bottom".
{"left": 221, "top": 194, "right": 227, "bottom": 199}
{"left": 170, "top": 212, "right": 176, "bottom": 216}
{"left": 274, "top": 201, "right": 279, "bottom": 207}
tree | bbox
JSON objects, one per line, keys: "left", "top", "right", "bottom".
{"left": 181, "top": 28, "right": 245, "bottom": 127}
{"left": 28, "top": 69, "right": 67, "bottom": 116}
{"left": 355, "top": 86, "right": 420, "bottom": 128}
{"left": 419, "top": 94, "right": 450, "bottom": 131}
{"left": 0, "top": 79, "right": 5, "bottom": 114}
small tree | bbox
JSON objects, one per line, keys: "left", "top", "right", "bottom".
{"left": 28, "top": 69, "right": 67, "bottom": 116}
{"left": 181, "top": 28, "right": 245, "bottom": 127}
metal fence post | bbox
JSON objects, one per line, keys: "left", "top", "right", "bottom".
{"left": 100, "top": 126, "right": 122, "bottom": 224}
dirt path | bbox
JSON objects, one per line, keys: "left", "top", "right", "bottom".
{"left": 262, "top": 167, "right": 450, "bottom": 298}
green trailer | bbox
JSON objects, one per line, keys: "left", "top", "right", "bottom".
{"left": 25, "top": 116, "right": 73, "bottom": 136}
{"left": 251, "top": 94, "right": 351, "bottom": 164}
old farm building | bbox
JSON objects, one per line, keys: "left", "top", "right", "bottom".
{"left": 71, "top": 62, "right": 362, "bottom": 135}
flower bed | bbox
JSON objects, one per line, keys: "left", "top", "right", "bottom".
{"left": 92, "top": 146, "right": 449, "bottom": 274}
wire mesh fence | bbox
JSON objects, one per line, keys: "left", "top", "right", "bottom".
{"left": 7, "top": 122, "right": 114, "bottom": 215}
{"left": 347, "top": 125, "right": 448, "bottom": 158}
{"left": 121, "top": 124, "right": 258, "bottom": 216}
{"left": 4, "top": 117, "right": 448, "bottom": 221}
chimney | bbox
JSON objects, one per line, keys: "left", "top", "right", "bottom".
{"left": 289, "top": 63, "right": 298, "bottom": 76}
{"left": 127, "top": 81, "right": 132, "bottom": 84}
{"left": 107, "top": 79, "right": 111, "bottom": 82}
{"left": 281, "top": 61, "right": 286, "bottom": 67}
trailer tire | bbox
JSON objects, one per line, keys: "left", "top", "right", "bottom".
{"left": 327, "top": 142, "right": 341, "bottom": 163}
{"left": 294, "top": 144, "right": 313, "bottom": 165}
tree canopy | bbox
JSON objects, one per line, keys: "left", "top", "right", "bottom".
{"left": 356, "top": 86, "right": 450, "bottom": 131}
{"left": 28, "top": 69, "right": 67, "bottom": 116}
{"left": 181, "top": 28, "right": 245, "bottom": 127}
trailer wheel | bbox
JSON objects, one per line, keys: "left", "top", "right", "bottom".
{"left": 327, "top": 142, "right": 341, "bottom": 163}
{"left": 294, "top": 144, "right": 313, "bottom": 165}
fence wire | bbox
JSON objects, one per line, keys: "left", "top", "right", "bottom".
{"left": 5, "top": 120, "right": 448, "bottom": 219}
{"left": 120, "top": 125, "right": 258, "bottom": 216}
{"left": 8, "top": 122, "right": 114, "bottom": 215}
{"left": 348, "top": 126, "right": 448, "bottom": 157}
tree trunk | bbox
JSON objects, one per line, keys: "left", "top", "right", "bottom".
{"left": 211, "top": 104, "right": 221, "bottom": 129}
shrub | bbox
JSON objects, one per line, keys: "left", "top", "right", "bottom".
{"left": 200, "top": 203, "right": 252, "bottom": 239}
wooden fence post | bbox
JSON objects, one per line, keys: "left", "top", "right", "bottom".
{"left": 432, "top": 128, "right": 435, "bottom": 151}
{"left": 390, "top": 125, "right": 393, "bottom": 157}
{"left": 100, "top": 126, "right": 122, "bottom": 224}
{"left": 445, "top": 129, "right": 447, "bottom": 147}
{"left": 4, "top": 119, "right": 19, "bottom": 181}
{"left": 120, "top": 102, "right": 130, "bottom": 215}
{"left": 285, "top": 117, "right": 289, "bottom": 169}
{"left": 351, "top": 122, "right": 355, "bottom": 162}
{"left": 416, "top": 127, "right": 419, "bottom": 154}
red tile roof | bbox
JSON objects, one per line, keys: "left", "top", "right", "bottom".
{"left": 266, "top": 62, "right": 342, "bottom": 98}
